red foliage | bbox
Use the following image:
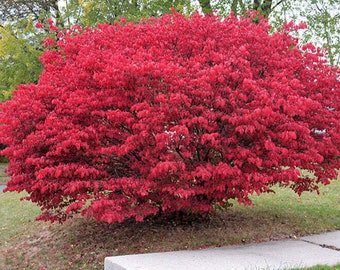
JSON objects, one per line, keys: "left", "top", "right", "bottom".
{"left": 1, "top": 12, "right": 339, "bottom": 223}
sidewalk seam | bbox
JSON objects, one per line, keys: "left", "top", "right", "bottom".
{"left": 300, "top": 239, "right": 340, "bottom": 252}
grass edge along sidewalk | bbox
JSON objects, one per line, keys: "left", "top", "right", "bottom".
{"left": 293, "top": 264, "right": 340, "bottom": 270}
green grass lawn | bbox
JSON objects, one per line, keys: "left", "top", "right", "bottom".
{"left": 0, "top": 171, "right": 339, "bottom": 269}
{"left": 291, "top": 265, "right": 340, "bottom": 270}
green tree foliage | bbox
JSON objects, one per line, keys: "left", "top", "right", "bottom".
{"left": 61, "top": 0, "right": 194, "bottom": 27}
{"left": 299, "top": 0, "right": 340, "bottom": 66}
{"left": 197, "top": 0, "right": 212, "bottom": 14}
{"left": 0, "top": 20, "right": 44, "bottom": 101}
{"left": 0, "top": 0, "right": 60, "bottom": 21}
{"left": 0, "top": 0, "right": 61, "bottom": 101}
{"left": 210, "top": 0, "right": 284, "bottom": 18}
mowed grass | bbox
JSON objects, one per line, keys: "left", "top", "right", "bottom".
{"left": 291, "top": 265, "right": 340, "bottom": 270}
{"left": 0, "top": 170, "right": 339, "bottom": 270}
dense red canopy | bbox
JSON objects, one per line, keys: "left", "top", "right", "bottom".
{"left": 1, "top": 12, "right": 339, "bottom": 223}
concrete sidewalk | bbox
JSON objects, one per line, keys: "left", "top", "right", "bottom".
{"left": 105, "top": 231, "right": 340, "bottom": 270}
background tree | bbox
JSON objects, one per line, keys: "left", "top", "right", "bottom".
{"left": 0, "top": 0, "right": 60, "bottom": 21}
{"left": 61, "top": 0, "right": 194, "bottom": 27}
{"left": 197, "top": 0, "right": 212, "bottom": 14}
{"left": 0, "top": 20, "right": 44, "bottom": 101}
{"left": 299, "top": 0, "right": 340, "bottom": 66}
{"left": 205, "top": 0, "right": 284, "bottom": 18}
{"left": 0, "top": 0, "right": 62, "bottom": 101}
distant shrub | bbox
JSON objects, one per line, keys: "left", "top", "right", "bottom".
{"left": 0, "top": 12, "right": 339, "bottom": 223}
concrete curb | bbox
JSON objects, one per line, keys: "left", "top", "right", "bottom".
{"left": 105, "top": 231, "right": 340, "bottom": 270}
